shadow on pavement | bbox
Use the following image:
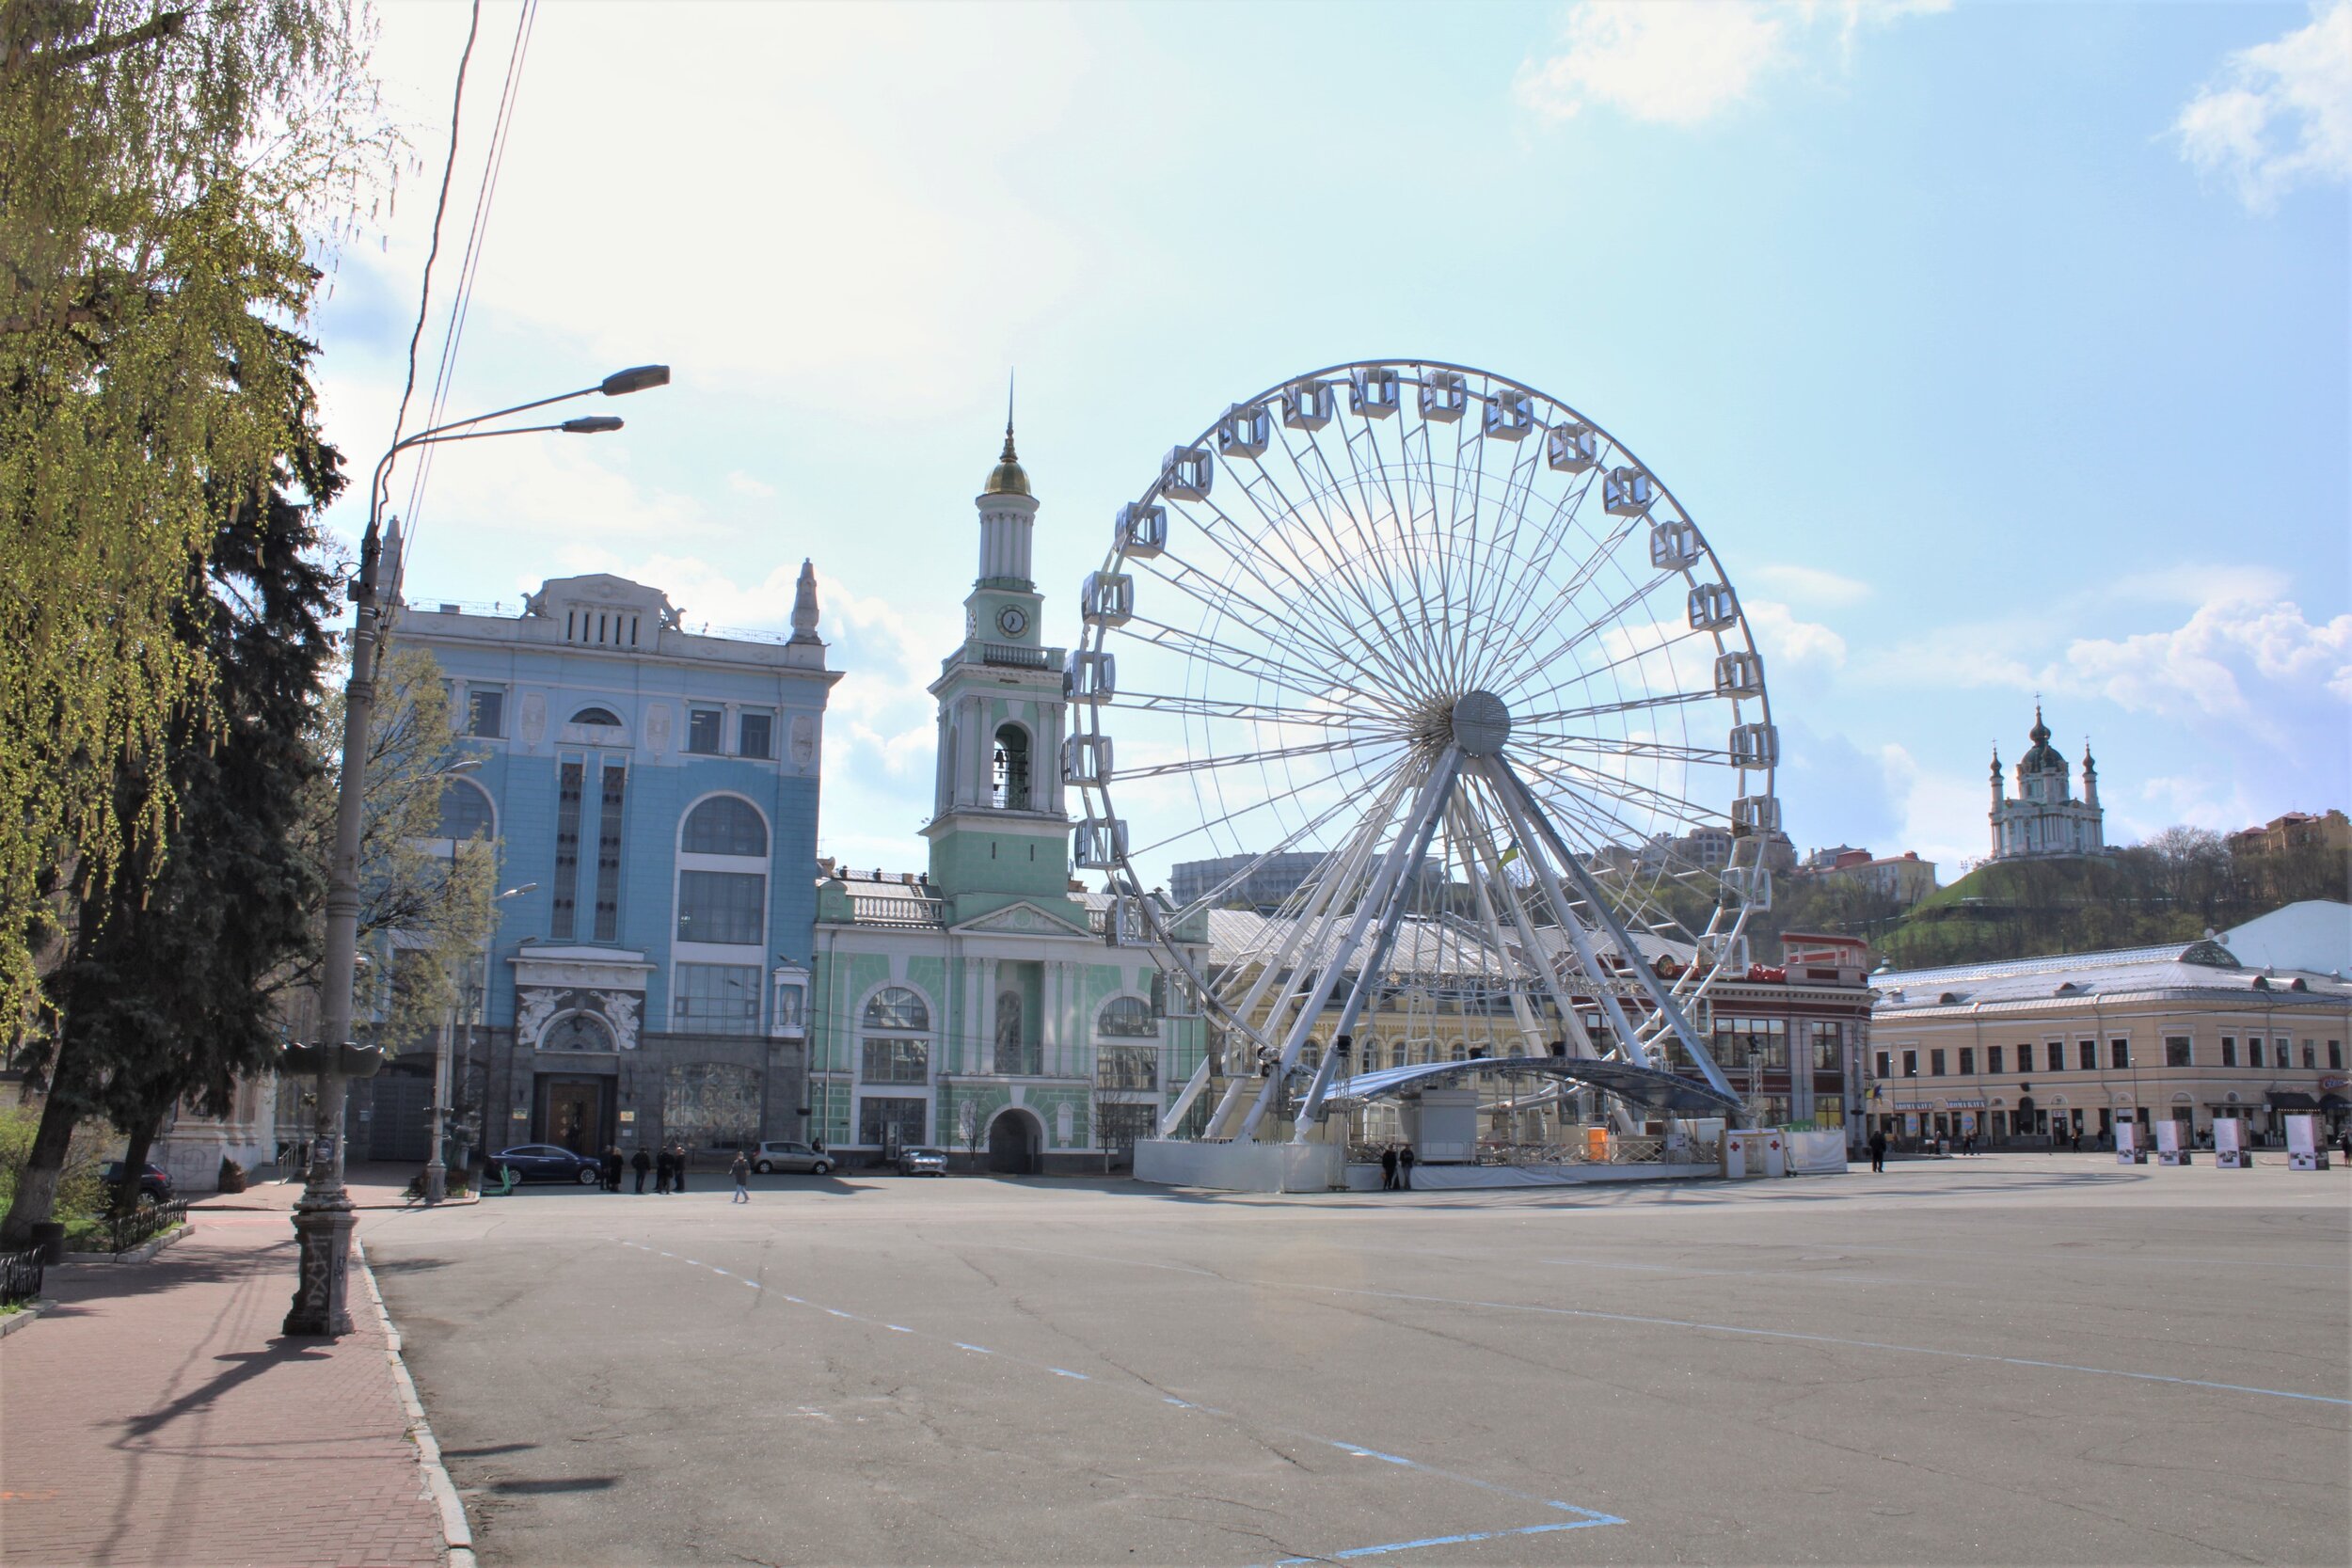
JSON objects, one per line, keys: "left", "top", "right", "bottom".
{"left": 118, "top": 1341, "right": 332, "bottom": 1439}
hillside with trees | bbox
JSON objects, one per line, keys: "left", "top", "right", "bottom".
{"left": 1867, "top": 829, "right": 2347, "bottom": 971}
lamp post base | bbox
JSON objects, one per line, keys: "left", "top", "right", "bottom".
{"left": 422, "top": 1160, "right": 446, "bottom": 1205}
{"left": 283, "top": 1197, "right": 358, "bottom": 1337}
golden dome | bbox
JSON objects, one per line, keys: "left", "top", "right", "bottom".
{"left": 983, "top": 424, "right": 1030, "bottom": 498}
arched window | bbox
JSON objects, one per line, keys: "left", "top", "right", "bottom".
{"left": 1097, "top": 995, "right": 1155, "bottom": 1037}
{"left": 863, "top": 987, "right": 930, "bottom": 1032}
{"left": 436, "top": 778, "right": 494, "bottom": 842}
{"left": 683, "top": 795, "right": 767, "bottom": 856}
{"left": 992, "top": 723, "right": 1030, "bottom": 810}
{"left": 571, "top": 705, "right": 623, "bottom": 726}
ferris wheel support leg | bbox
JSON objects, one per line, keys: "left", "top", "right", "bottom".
{"left": 1490, "top": 758, "right": 1743, "bottom": 1105}
{"left": 1292, "top": 758, "right": 1459, "bottom": 1140}
{"left": 1477, "top": 758, "right": 1659, "bottom": 1073}
{"left": 1157, "top": 1055, "right": 1215, "bottom": 1141}
{"left": 1234, "top": 749, "right": 1461, "bottom": 1144}
{"left": 1454, "top": 798, "right": 1638, "bottom": 1133}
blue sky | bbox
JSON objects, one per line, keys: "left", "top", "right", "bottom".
{"left": 313, "top": 1, "right": 2350, "bottom": 879}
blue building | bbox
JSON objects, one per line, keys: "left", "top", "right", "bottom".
{"left": 395, "top": 565, "right": 838, "bottom": 1158}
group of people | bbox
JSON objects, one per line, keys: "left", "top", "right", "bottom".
{"left": 1376, "top": 1143, "right": 1418, "bottom": 1191}
{"left": 595, "top": 1144, "right": 695, "bottom": 1194}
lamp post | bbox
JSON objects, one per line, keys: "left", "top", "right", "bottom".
{"left": 285, "top": 367, "right": 667, "bottom": 1337}
{"left": 424, "top": 882, "right": 535, "bottom": 1204}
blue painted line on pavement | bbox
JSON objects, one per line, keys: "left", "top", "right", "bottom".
{"left": 612, "top": 1236, "right": 1630, "bottom": 1559}
{"left": 1274, "top": 1515, "right": 1624, "bottom": 1563}
{"left": 984, "top": 1242, "right": 2349, "bottom": 1413}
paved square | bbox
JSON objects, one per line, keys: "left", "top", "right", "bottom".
{"left": 362, "top": 1157, "right": 2350, "bottom": 1565}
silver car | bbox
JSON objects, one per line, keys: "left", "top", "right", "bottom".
{"left": 750, "top": 1140, "right": 834, "bottom": 1176}
{"left": 894, "top": 1146, "right": 948, "bottom": 1177}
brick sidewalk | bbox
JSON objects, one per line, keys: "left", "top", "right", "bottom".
{"left": 0, "top": 1213, "right": 447, "bottom": 1567}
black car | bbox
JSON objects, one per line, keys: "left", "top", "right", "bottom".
{"left": 100, "top": 1161, "right": 173, "bottom": 1204}
{"left": 486, "top": 1145, "right": 604, "bottom": 1185}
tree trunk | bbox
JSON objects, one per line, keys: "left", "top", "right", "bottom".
{"left": 112, "top": 1111, "right": 162, "bottom": 1220}
{"left": 0, "top": 1066, "right": 84, "bottom": 1247}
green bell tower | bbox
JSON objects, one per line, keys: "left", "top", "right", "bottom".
{"left": 923, "top": 407, "right": 1085, "bottom": 930}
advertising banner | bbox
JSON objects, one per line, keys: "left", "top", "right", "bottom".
{"left": 2214, "top": 1117, "right": 2249, "bottom": 1169}
{"left": 2155, "top": 1117, "right": 2190, "bottom": 1165}
{"left": 2286, "top": 1114, "right": 2327, "bottom": 1171}
{"left": 2115, "top": 1121, "right": 2143, "bottom": 1164}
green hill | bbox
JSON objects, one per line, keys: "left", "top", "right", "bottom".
{"left": 1869, "top": 835, "right": 2347, "bottom": 971}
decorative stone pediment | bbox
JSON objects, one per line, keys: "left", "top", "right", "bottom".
{"left": 516, "top": 986, "right": 644, "bottom": 1053}
{"left": 510, "top": 945, "right": 654, "bottom": 1053}
{"left": 510, "top": 944, "right": 655, "bottom": 992}
{"left": 952, "top": 901, "right": 1088, "bottom": 938}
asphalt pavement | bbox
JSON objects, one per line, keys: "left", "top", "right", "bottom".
{"left": 361, "top": 1155, "right": 2351, "bottom": 1567}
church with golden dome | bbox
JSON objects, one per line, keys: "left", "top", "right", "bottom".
{"left": 1988, "top": 705, "right": 2107, "bottom": 862}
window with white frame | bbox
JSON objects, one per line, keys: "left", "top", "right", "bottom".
{"left": 674, "top": 962, "right": 761, "bottom": 1034}
{"left": 1097, "top": 995, "right": 1156, "bottom": 1037}
{"left": 676, "top": 871, "right": 764, "bottom": 945}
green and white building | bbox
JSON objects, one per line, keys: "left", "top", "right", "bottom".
{"left": 806, "top": 424, "right": 1207, "bottom": 1171}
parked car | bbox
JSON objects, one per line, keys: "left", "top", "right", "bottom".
{"left": 100, "top": 1161, "right": 173, "bottom": 1204}
{"left": 485, "top": 1145, "right": 603, "bottom": 1185}
{"left": 750, "top": 1140, "right": 834, "bottom": 1176}
{"left": 894, "top": 1146, "right": 948, "bottom": 1177}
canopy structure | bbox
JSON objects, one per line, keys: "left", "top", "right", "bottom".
{"left": 1324, "top": 1054, "right": 1744, "bottom": 1119}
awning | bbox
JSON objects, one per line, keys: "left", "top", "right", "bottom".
{"left": 1324, "top": 1053, "right": 1742, "bottom": 1117}
{"left": 2267, "top": 1091, "right": 2319, "bottom": 1111}
{"left": 2320, "top": 1094, "right": 2348, "bottom": 1111}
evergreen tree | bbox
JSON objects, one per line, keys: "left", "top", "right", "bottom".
{"left": 3, "top": 326, "right": 341, "bottom": 1235}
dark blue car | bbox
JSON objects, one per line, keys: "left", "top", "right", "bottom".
{"left": 100, "top": 1161, "right": 173, "bottom": 1204}
{"left": 486, "top": 1145, "right": 604, "bottom": 1185}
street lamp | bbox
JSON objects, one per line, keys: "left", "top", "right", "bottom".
{"left": 285, "top": 367, "right": 667, "bottom": 1338}
{"left": 423, "top": 882, "right": 537, "bottom": 1204}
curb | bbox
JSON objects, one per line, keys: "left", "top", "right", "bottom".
{"left": 61, "top": 1221, "right": 193, "bottom": 1267}
{"left": 0, "top": 1296, "right": 56, "bottom": 1338}
{"left": 357, "top": 1238, "right": 478, "bottom": 1568}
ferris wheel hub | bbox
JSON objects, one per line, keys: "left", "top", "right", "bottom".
{"left": 1449, "top": 689, "right": 1512, "bottom": 757}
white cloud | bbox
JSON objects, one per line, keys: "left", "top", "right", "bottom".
{"left": 350, "top": 3, "right": 1099, "bottom": 413}
{"left": 1750, "top": 562, "right": 1873, "bottom": 607}
{"left": 1512, "top": 0, "right": 1945, "bottom": 127}
{"left": 2057, "top": 594, "right": 2352, "bottom": 728}
{"left": 727, "top": 471, "right": 778, "bottom": 499}
{"left": 1744, "top": 597, "right": 1848, "bottom": 673}
{"left": 2172, "top": 0, "right": 2352, "bottom": 211}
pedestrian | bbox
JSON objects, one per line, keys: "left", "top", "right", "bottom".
{"left": 2337, "top": 1128, "right": 2350, "bottom": 1166}
{"left": 1379, "top": 1145, "right": 1399, "bottom": 1192}
{"left": 654, "top": 1145, "right": 674, "bottom": 1195}
{"left": 1398, "top": 1143, "right": 1415, "bottom": 1191}
{"left": 671, "top": 1143, "right": 689, "bottom": 1194}
{"left": 1867, "top": 1127, "right": 1887, "bottom": 1173}
{"left": 631, "top": 1145, "right": 652, "bottom": 1194}
{"left": 730, "top": 1150, "right": 751, "bottom": 1202}
{"left": 603, "top": 1145, "right": 624, "bottom": 1193}
{"left": 2072, "top": 1127, "right": 2082, "bottom": 1154}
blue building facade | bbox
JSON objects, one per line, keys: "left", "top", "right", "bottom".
{"left": 396, "top": 567, "right": 837, "bottom": 1158}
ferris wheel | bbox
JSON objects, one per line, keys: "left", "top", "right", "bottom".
{"left": 1064, "top": 360, "right": 1774, "bottom": 1143}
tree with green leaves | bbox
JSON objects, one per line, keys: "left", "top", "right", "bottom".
{"left": 4, "top": 324, "right": 343, "bottom": 1237}
{"left": 0, "top": 0, "right": 391, "bottom": 1040}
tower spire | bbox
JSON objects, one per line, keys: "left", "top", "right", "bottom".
{"left": 982, "top": 371, "right": 1031, "bottom": 498}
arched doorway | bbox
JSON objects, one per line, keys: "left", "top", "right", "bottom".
{"left": 988, "top": 1109, "right": 1041, "bottom": 1175}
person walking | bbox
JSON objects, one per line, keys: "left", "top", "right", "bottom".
{"left": 654, "top": 1145, "right": 674, "bottom": 1195}
{"left": 730, "top": 1150, "right": 751, "bottom": 1203}
{"left": 1398, "top": 1143, "right": 1415, "bottom": 1191}
{"left": 1867, "top": 1127, "right": 1887, "bottom": 1173}
{"left": 631, "top": 1145, "right": 652, "bottom": 1194}
{"left": 603, "top": 1145, "right": 625, "bottom": 1193}
{"left": 1379, "top": 1145, "right": 1399, "bottom": 1192}
{"left": 671, "top": 1144, "right": 689, "bottom": 1194}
